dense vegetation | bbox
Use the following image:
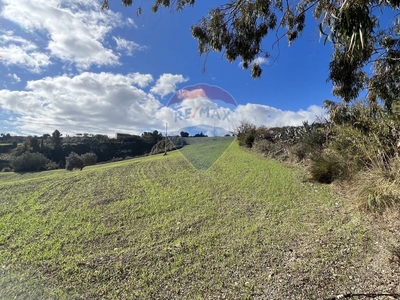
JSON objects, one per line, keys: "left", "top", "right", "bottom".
{"left": 235, "top": 100, "right": 400, "bottom": 210}
{"left": 0, "top": 130, "right": 204, "bottom": 172}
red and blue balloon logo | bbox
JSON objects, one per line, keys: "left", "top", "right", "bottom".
{"left": 167, "top": 83, "right": 237, "bottom": 135}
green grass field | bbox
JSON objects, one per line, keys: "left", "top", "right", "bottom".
{"left": 179, "top": 136, "right": 235, "bottom": 170}
{"left": 0, "top": 142, "right": 378, "bottom": 299}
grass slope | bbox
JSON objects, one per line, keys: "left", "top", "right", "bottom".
{"left": 179, "top": 136, "right": 235, "bottom": 170}
{"left": 0, "top": 143, "right": 377, "bottom": 299}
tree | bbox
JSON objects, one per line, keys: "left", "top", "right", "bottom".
{"left": 93, "top": 134, "right": 109, "bottom": 143}
{"left": 51, "top": 130, "right": 62, "bottom": 149}
{"left": 141, "top": 130, "right": 163, "bottom": 144}
{"left": 65, "top": 152, "right": 85, "bottom": 171}
{"left": 81, "top": 152, "right": 98, "bottom": 166}
{"left": 25, "top": 136, "right": 40, "bottom": 153}
{"left": 193, "top": 132, "right": 208, "bottom": 137}
{"left": 10, "top": 152, "right": 49, "bottom": 172}
{"left": 180, "top": 131, "right": 190, "bottom": 137}
{"left": 103, "top": 0, "right": 400, "bottom": 106}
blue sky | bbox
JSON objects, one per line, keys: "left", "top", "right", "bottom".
{"left": 0, "top": 0, "right": 339, "bottom": 136}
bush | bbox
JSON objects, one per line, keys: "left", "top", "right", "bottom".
{"left": 110, "top": 157, "right": 124, "bottom": 162}
{"left": 244, "top": 132, "right": 256, "bottom": 147}
{"left": 235, "top": 121, "right": 256, "bottom": 147}
{"left": 2, "top": 166, "right": 12, "bottom": 172}
{"left": 351, "top": 156, "right": 400, "bottom": 211}
{"left": 253, "top": 140, "right": 288, "bottom": 160}
{"left": 45, "top": 161, "right": 59, "bottom": 170}
{"left": 298, "top": 129, "right": 326, "bottom": 155}
{"left": 310, "top": 153, "right": 348, "bottom": 184}
{"left": 81, "top": 152, "right": 98, "bottom": 166}
{"left": 11, "top": 144, "right": 28, "bottom": 156}
{"left": 10, "top": 152, "right": 49, "bottom": 172}
{"left": 65, "top": 152, "right": 84, "bottom": 171}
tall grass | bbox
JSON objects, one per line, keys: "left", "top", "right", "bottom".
{"left": 352, "top": 155, "right": 400, "bottom": 210}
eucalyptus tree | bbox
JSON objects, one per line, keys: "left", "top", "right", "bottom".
{"left": 102, "top": 0, "right": 399, "bottom": 108}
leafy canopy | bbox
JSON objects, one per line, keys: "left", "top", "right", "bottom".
{"left": 102, "top": 0, "right": 400, "bottom": 107}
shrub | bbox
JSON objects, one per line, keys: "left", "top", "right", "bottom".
{"left": 2, "top": 166, "right": 12, "bottom": 172}
{"left": 244, "top": 132, "right": 256, "bottom": 147}
{"left": 81, "top": 152, "right": 98, "bottom": 166}
{"left": 65, "top": 152, "right": 84, "bottom": 171}
{"left": 11, "top": 144, "right": 28, "bottom": 157}
{"left": 291, "top": 143, "right": 308, "bottom": 161}
{"left": 110, "top": 157, "right": 124, "bottom": 162}
{"left": 235, "top": 121, "right": 256, "bottom": 147}
{"left": 45, "top": 161, "right": 59, "bottom": 170}
{"left": 253, "top": 140, "right": 288, "bottom": 160}
{"left": 309, "top": 153, "right": 349, "bottom": 184}
{"left": 351, "top": 156, "right": 400, "bottom": 210}
{"left": 299, "top": 128, "right": 326, "bottom": 152}
{"left": 10, "top": 152, "right": 49, "bottom": 172}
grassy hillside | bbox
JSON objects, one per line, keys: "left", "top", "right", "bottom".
{"left": 179, "top": 136, "right": 235, "bottom": 170}
{"left": 0, "top": 142, "right": 395, "bottom": 299}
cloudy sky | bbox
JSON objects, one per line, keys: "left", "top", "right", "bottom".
{"left": 0, "top": 0, "right": 337, "bottom": 137}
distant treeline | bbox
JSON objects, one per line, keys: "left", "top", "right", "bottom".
{"left": 0, "top": 130, "right": 166, "bottom": 171}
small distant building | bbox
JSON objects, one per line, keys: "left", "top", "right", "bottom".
{"left": 115, "top": 133, "right": 141, "bottom": 141}
{"left": 115, "top": 133, "right": 132, "bottom": 140}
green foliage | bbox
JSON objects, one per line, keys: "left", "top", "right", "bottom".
{"left": 180, "top": 131, "right": 189, "bottom": 137}
{"left": 0, "top": 143, "right": 16, "bottom": 154}
{"left": 25, "top": 136, "right": 41, "bottom": 153}
{"left": 352, "top": 157, "right": 400, "bottom": 211}
{"left": 65, "top": 152, "right": 84, "bottom": 171}
{"left": 107, "top": 0, "right": 399, "bottom": 105}
{"left": 244, "top": 132, "right": 256, "bottom": 147}
{"left": 45, "top": 161, "right": 59, "bottom": 170}
{"left": 253, "top": 139, "right": 288, "bottom": 161}
{"left": 323, "top": 99, "right": 400, "bottom": 205}
{"left": 12, "top": 143, "right": 28, "bottom": 157}
{"left": 10, "top": 152, "right": 49, "bottom": 172}
{"left": 193, "top": 132, "right": 208, "bottom": 137}
{"left": 81, "top": 152, "right": 98, "bottom": 166}
{"left": 51, "top": 129, "right": 62, "bottom": 149}
{"left": 93, "top": 134, "right": 109, "bottom": 143}
{"left": 294, "top": 126, "right": 327, "bottom": 161}
{"left": 150, "top": 136, "right": 185, "bottom": 155}
{"left": 310, "top": 153, "right": 348, "bottom": 184}
{"left": 235, "top": 121, "right": 256, "bottom": 147}
{"left": 141, "top": 130, "right": 163, "bottom": 144}
{"left": 327, "top": 101, "right": 398, "bottom": 168}
{"left": 1, "top": 166, "right": 12, "bottom": 172}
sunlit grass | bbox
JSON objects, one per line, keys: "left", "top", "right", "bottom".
{"left": 0, "top": 143, "right": 372, "bottom": 299}
{"left": 179, "top": 136, "right": 235, "bottom": 169}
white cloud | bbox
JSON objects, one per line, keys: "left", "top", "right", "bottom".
{"left": 231, "top": 103, "right": 326, "bottom": 128}
{"left": 0, "top": 31, "right": 51, "bottom": 72}
{"left": 126, "top": 17, "right": 138, "bottom": 28}
{"left": 7, "top": 73, "right": 21, "bottom": 83}
{"left": 0, "top": 72, "right": 326, "bottom": 136}
{"left": 113, "top": 36, "right": 146, "bottom": 56}
{"left": 0, "top": 0, "right": 123, "bottom": 70}
{"left": 238, "top": 56, "right": 268, "bottom": 69}
{"left": 129, "top": 73, "right": 154, "bottom": 88}
{"left": 0, "top": 72, "right": 164, "bottom": 136}
{"left": 150, "top": 74, "right": 189, "bottom": 97}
